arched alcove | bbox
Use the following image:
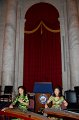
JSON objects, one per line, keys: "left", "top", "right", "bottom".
{"left": 23, "top": 2, "right": 62, "bottom": 92}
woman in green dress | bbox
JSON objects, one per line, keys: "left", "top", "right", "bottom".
{"left": 45, "top": 87, "right": 68, "bottom": 120}
{"left": 9, "top": 86, "right": 29, "bottom": 120}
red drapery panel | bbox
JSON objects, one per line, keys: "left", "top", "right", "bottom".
{"left": 23, "top": 3, "right": 62, "bottom": 92}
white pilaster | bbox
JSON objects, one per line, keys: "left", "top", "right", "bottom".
{"left": 67, "top": 0, "right": 79, "bottom": 89}
{"left": 2, "top": 0, "right": 17, "bottom": 89}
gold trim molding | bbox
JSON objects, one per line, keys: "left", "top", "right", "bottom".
{"left": 24, "top": 21, "right": 60, "bottom": 34}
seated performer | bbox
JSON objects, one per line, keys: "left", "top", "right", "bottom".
{"left": 45, "top": 87, "right": 68, "bottom": 120}
{"left": 9, "top": 86, "right": 29, "bottom": 120}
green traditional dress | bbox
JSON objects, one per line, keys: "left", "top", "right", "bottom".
{"left": 11, "top": 94, "right": 29, "bottom": 120}
{"left": 47, "top": 96, "right": 64, "bottom": 120}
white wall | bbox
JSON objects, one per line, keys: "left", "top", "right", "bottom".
{"left": 0, "top": 0, "right": 72, "bottom": 93}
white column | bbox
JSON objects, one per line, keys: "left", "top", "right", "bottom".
{"left": 1, "top": 0, "right": 17, "bottom": 89}
{"left": 67, "top": 0, "right": 79, "bottom": 89}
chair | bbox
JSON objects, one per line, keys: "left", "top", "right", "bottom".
{"left": 64, "top": 90, "right": 79, "bottom": 112}
{"left": 0, "top": 86, "right": 13, "bottom": 102}
{"left": 28, "top": 93, "right": 35, "bottom": 112}
{"left": 74, "top": 86, "right": 79, "bottom": 103}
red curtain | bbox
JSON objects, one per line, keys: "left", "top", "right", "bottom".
{"left": 23, "top": 3, "right": 62, "bottom": 92}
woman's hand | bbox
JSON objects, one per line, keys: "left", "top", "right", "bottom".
{"left": 1, "top": 107, "right": 8, "bottom": 111}
{"left": 9, "top": 104, "right": 13, "bottom": 108}
{"left": 45, "top": 104, "right": 48, "bottom": 108}
{"left": 18, "top": 98, "right": 24, "bottom": 103}
{"left": 63, "top": 100, "right": 68, "bottom": 107}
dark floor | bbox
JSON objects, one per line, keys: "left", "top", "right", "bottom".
{"left": 0, "top": 101, "right": 11, "bottom": 110}
{"left": 0, "top": 102, "right": 11, "bottom": 120}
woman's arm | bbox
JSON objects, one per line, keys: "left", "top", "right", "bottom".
{"left": 9, "top": 95, "right": 19, "bottom": 108}
{"left": 18, "top": 99, "right": 29, "bottom": 106}
{"left": 45, "top": 96, "right": 53, "bottom": 108}
{"left": 18, "top": 95, "right": 29, "bottom": 107}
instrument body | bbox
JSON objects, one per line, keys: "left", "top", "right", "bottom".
{"left": 44, "top": 108, "right": 79, "bottom": 119}
{"left": 0, "top": 108, "right": 49, "bottom": 120}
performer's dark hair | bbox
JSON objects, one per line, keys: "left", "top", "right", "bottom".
{"left": 53, "top": 86, "right": 62, "bottom": 97}
{"left": 18, "top": 86, "right": 26, "bottom": 96}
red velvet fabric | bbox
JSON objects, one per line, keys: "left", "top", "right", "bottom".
{"left": 23, "top": 3, "right": 62, "bottom": 92}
